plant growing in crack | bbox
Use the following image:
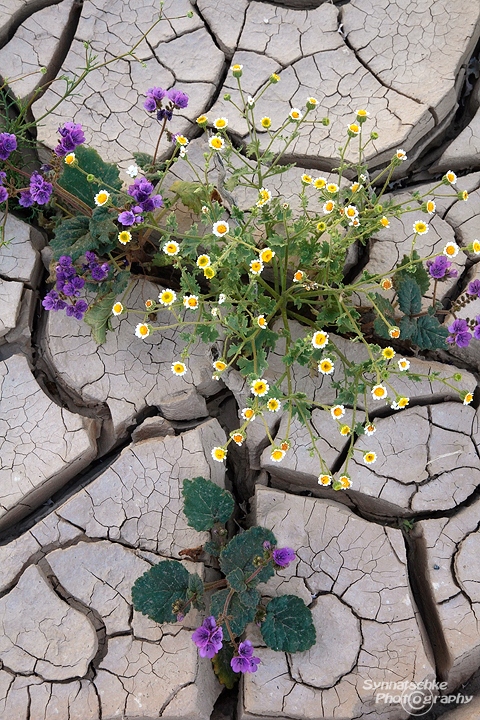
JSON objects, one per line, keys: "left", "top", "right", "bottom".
{"left": 0, "top": 16, "right": 478, "bottom": 486}
{"left": 131, "top": 476, "right": 316, "bottom": 687}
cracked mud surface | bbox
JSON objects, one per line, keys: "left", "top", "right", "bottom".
{"left": 2, "top": 0, "right": 480, "bottom": 719}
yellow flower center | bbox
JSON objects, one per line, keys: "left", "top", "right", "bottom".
{"left": 446, "top": 245, "right": 455, "bottom": 255}
{"left": 232, "top": 434, "right": 243, "bottom": 444}
{"left": 188, "top": 298, "right": 198, "bottom": 308}
{"left": 113, "top": 303, "right": 122, "bottom": 314}
{"left": 216, "top": 223, "right": 227, "bottom": 234}
{"left": 473, "top": 241, "right": 480, "bottom": 253}
{"left": 349, "top": 124, "right": 359, "bottom": 133}
{"left": 97, "top": 192, "right": 108, "bottom": 204}
{"left": 211, "top": 137, "right": 223, "bottom": 148}
{"left": 119, "top": 231, "right": 131, "bottom": 243}
{"left": 333, "top": 407, "right": 343, "bottom": 417}
{"left": 65, "top": 153, "right": 75, "bottom": 164}
{"left": 173, "top": 363, "right": 185, "bottom": 374}
{"left": 215, "top": 119, "right": 226, "bottom": 128}
{"left": 271, "top": 450, "right": 284, "bottom": 461}
{"left": 244, "top": 409, "right": 254, "bottom": 419}
{"left": 319, "top": 475, "right": 331, "bottom": 485}
{"left": 365, "top": 453, "right": 376, "bottom": 463}
{"left": 213, "top": 448, "right": 226, "bottom": 460}
{"left": 204, "top": 267, "right": 215, "bottom": 278}
{"left": 139, "top": 325, "right": 149, "bottom": 336}
{"left": 197, "top": 256, "right": 210, "bottom": 267}
{"left": 196, "top": 115, "right": 207, "bottom": 124}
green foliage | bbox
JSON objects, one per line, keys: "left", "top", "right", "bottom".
{"left": 210, "top": 588, "right": 257, "bottom": 636}
{"left": 84, "top": 291, "right": 116, "bottom": 344}
{"left": 261, "top": 595, "right": 316, "bottom": 652}
{"left": 187, "top": 573, "right": 204, "bottom": 610}
{"left": 212, "top": 643, "right": 240, "bottom": 689}
{"left": 59, "top": 145, "right": 122, "bottom": 208}
{"left": 182, "top": 477, "right": 235, "bottom": 531}
{"left": 410, "top": 314, "right": 449, "bottom": 349}
{"left": 219, "top": 527, "right": 277, "bottom": 587}
{"left": 397, "top": 276, "right": 422, "bottom": 316}
{"left": 372, "top": 292, "right": 396, "bottom": 339}
{"left": 396, "top": 251, "right": 430, "bottom": 295}
{"left": 169, "top": 180, "right": 212, "bottom": 214}
{"left": 226, "top": 568, "right": 247, "bottom": 593}
{"left": 131, "top": 560, "right": 190, "bottom": 624}
{"left": 50, "top": 207, "right": 118, "bottom": 261}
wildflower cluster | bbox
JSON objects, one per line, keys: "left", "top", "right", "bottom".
{"left": 2, "top": 61, "right": 476, "bottom": 488}
{"left": 132, "top": 476, "right": 315, "bottom": 687}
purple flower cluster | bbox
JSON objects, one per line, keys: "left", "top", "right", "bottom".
{"left": 231, "top": 641, "right": 261, "bottom": 674}
{"left": 143, "top": 86, "right": 189, "bottom": 121}
{"left": 18, "top": 171, "right": 53, "bottom": 207}
{"left": 0, "top": 132, "right": 17, "bottom": 161}
{"left": 118, "top": 178, "right": 163, "bottom": 226}
{"left": 54, "top": 122, "right": 85, "bottom": 157}
{"left": 42, "top": 255, "right": 89, "bottom": 320}
{"left": 467, "top": 280, "right": 480, "bottom": 297}
{"left": 0, "top": 171, "right": 7, "bottom": 203}
{"left": 426, "top": 256, "right": 458, "bottom": 280}
{"left": 446, "top": 318, "right": 475, "bottom": 348}
{"left": 192, "top": 616, "right": 223, "bottom": 658}
{"left": 84, "top": 250, "right": 110, "bottom": 282}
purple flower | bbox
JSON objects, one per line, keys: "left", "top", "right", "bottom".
{"left": 54, "top": 122, "right": 85, "bottom": 156}
{"left": 446, "top": 318, "right": 472, "bottom": 348}
{"left": 0, "top": 186, "right": 8, "bottom": 203}
{"left": 91, "top": 263, "right": 109, "bottom": 282}
{"left": 29, "top": 171, "right": 53, "bottom": 205}
{"left": 262, "top": 541, "right": 271, "bottom": 550}
{"left": 167, "top": 88, "right": 189, "bottom": 109}
{"left": 42, "top": 290, "right": 67, "bottom": 311}
{"left": 118, "top": 210, "right": 137, "bottom": 226}
{"left": 157, "top": 107, "right": 173, "bottom": 122}
{"left": 231, "top": 641, "right": 261, "bottom": 674}
{"left": 192, "top": 616, "right": 223, "bottom": 659}
{"left": 18, "top": 190, "right": 34, "bottom": 207}
{"left": 467, "top": 279, "right": 480, "bottom": 297}
{"left": 474, "top": 323, "right": 480, "bottom": 340}
{"left": 426, "top": 256, "right": 452, "bottom": 280}
{"left": 144, "top": 86, "right": 167, "bottom": 112}
{"left": 65, "top": 299, "right": 88, "bottom": 320}
{"left": 128, "top": 177, "right": 154, "bottom": 203}
{"left": 272, "top": 547, "right": 295, "bottom": 567}
{"left": 0, "top": 132, "right": 17, "bottom": 160}
{"left": 59, "top": 255, "right": 74, "bottom": 267}
{"left": 0, "top": 170, "right": 6, "bottom": 183}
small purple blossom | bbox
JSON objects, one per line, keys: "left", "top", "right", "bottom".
{"left": 426, "top": 256, "right": 456, "bottom": 280}
{"left": 0, "top": 170, "right": 6, "bottom": 183}
{"left": 474, "top": 317, "right": 480, "bottom": 340}
{"left": 272, "top": 547, "right": 295, "bottom": 568}
{"left": 0, "top": 132, "right": 17, "bottom": 160}
{"left": 118, "top": 209, "right": 143, "bottom": 226}
{"left": 65, "top": 299, "right": 88, "bottom": 320}
{"left": 29, "top": 171, "right": 53, "bottom": 205}
{"left": 231, "top": 641, "right": 261, "bottom": 674}
{"left": 262, "top": 541, "right": 271, "bottom": 550}
{"left": 467, "top": 279, "right": 480, "bottom": 297}
{"left": 91, "top": 263, "right": 109, "bottom": 282}
{"left": 446, "top": 318, "right": 472, "bottom": 348}
{"left": 167, "top": 88, "right": 189, "bottom": 109}
{"left": 144, "top": 87, "right": 167, "bottom": 112}
{"left": 0, "top": 186, "right": 8, "bottom": 203}
{"left": 157, "top": 107, "right": 173, "bottom": 122}
{"left": 192, "top": 616, "right": 223, "bottom": 659}
{"left": 42, "top": 290, "right": 67, "bottom": 311}
{"left": 18, "top": 190, "right": 34, "bottom": 207}
{"left": 54, "top": 122, "right": 85, "bottom": 156}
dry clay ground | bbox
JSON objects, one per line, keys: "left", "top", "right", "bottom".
{"left": 2, "top": 1, "right": 480, "bottom": 719}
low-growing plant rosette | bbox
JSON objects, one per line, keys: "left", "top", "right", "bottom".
{"left": 131, "top": 476, "right": 316, "bottom": 688}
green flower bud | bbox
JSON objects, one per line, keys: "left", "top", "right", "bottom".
{"left": 187, "top": 10, "right": 194, "bottom": 17}
{"left": 223, "top": 93, "right": 231, "bottom": 101}
{"left": 453, "top": 373, "right": 462, "bottom": 382}
{"left": 370, "top": 131, "right": 379, "bottom": 140}
{"left": 321, "top": 117, "right": 330, "bottom": 126}
{"left": 86, "top": 174, "right": 95, "bottom": 182}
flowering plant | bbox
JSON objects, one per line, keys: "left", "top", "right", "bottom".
{"left": 131, "top": 476, "right": 315, "bottom": 687}
{"left": 1, "top": 54, "right": 477, "bottom": 487}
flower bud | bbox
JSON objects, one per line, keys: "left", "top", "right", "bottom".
{"left": 453, "top": 373, "right": 462, "bottom": 382}
{"left": 270, "top": 73, "right": 280, "bottom": 84}
{"left": 321, "top": 117, "right": 330, "bottom": 126}
{"left": 187, "top": 10, "right": 193, "bottom": 17}
{"left": 86, "top": 174, "right": 95, "bottom": 182}
{"left": 370, "top": 131, "right": 379, "bottom": 140}
{"left": 223, "top": 93, "right": 231, "bottom": 101}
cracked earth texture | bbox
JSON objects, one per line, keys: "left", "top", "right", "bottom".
{"left": 1, "top": 0, "right": 480, "bottom": 719}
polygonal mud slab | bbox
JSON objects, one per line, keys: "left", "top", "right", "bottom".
{"left": 341, "top": 0, "right": 480, "bottom": 126}
{"left": 0, "top": 563, "right": 98, "bottom": 681}
{"left": 222, "top": 318, "right": 477, "bottom": 469}
{"left": 0, "top": 353, "right": 98, "bottom": 531}
{"left": 0, "top": 278, "right": 23, "bottom": 338}
{"left": 210, "top": 2, "right": 434, "bottom": 169}
{"left": 335, "top": 403, "right": 480, "bottom": 518}
{"left": 416, "top": 491, "right": 480, "bottom": 691}
{"left": 242, "top": 486, "right": 435, "bottom": 720}
{"left": 0, "top": 213, "right": 45, "bottom": 286}
{"left": 433, "top": 106, "right": 480, "bottom": 174}
{"left": 30, "top": 0, "right": 225, "bottom": 166}
{"left": 42, "top": 278, "right": 220, "bottom": 444}
{"left": 0, "top": 0, "right": 76, "bottom": 99}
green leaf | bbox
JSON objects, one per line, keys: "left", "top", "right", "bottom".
{"left": 50, "top": 215, "right": 91, "bottom": 261}
{"left": 227, "top": 568, "right": 247, "bottom": 593}
{"left": 182, "top": 476, "right": 235, "bottom": 531}
{"left": 131, "top": 560, "right": 190, "bottom": 623}
{"left": 261, "top": 595, "right": 316, "bottom": 652}
{"left": 88, "top": 207, "right": 118, "bottom": 255}
{"left": 396, "top": 251, "right": 430, "bottom": 295}
{"left": 399, "top": 315, "right": 417, "bottom": 340}
{"left": 238, "top": 588, "right": 261, "bottom": 607}
{"left": 59, "top": 145, "right": 122, "bottom": 209}
{"left": 410, "top": 314, "right": 448, "bottom": 350}
{"left": 397, "top": 276, "right": 422, "bottom": 316}
{"left": 212, "top": 643, "right": 240, "bottom": 689}
{"left": 203, "top": 540, "right": 221, "bottom": 557}
{"left": 210, "top": 589, "right": 256, "bottom": 636}
{"left": 169, "top": 180, "right": 211, "bottom": 214}
{"left": 187, "top": 573, "right": 204, "bottom": 610}
{"left": 83, "top": 291, "right": 116, "bottom": 344}
{"left": 219, "top": 526, "right": 276, "bottom": 587}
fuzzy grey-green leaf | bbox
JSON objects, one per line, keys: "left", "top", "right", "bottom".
{"left": 131, "top": 560, "right": 190, "bottom": 623}
{"left": 261, "top": 595, "right": 316, "bottom": 652}
{"left": 182, "top": 476, "right": 234, "bottom": 531}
